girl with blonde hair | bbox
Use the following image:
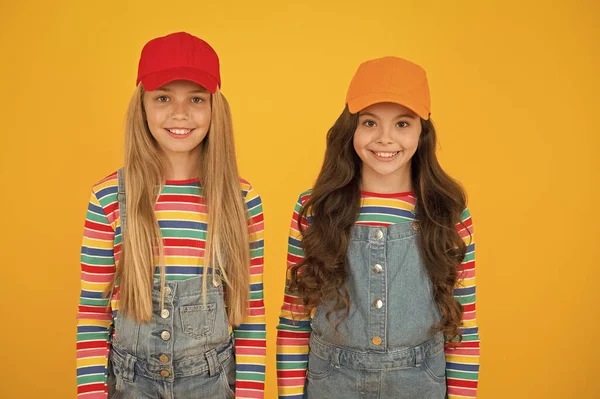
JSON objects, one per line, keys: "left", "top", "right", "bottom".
{"left": 76, "top": 32, "right": 266, "bottom": 399}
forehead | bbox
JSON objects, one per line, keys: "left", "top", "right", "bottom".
{"left": 155, "top": 80, "right": 209, "bottom": 92}
{"left": 360, "top": 102, "right": 416, "bottom": 116}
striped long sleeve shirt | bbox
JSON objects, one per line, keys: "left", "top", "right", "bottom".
{"left": 276, "top": 190, "right": 480, "bottom": 398}
{"left": 76, "top": 172, "right": 266, "bottom": 399}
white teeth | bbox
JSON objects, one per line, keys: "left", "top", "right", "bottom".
{"left": 375, "top": 151, "right": 399, "bottom": 158}
{"left": 168, "top": 129, "right": 191, "bottom": 135}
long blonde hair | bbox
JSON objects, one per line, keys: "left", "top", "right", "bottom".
{"left": 107, "top": 84, "right": 250, "bottom": 325}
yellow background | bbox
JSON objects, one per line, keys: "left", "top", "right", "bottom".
{"left": 1, "top": 0, "right": 598, "bottom": 398}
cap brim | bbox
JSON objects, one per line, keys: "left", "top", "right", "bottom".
{"left": 347, "top": 92, "right": 430, "bottom": 120}
{"left": 139, "top": 67, "right": 219, "bottom": 93}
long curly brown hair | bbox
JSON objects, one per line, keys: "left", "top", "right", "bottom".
{"left": 289, "top": 106, "right": 470, "bottom": 342}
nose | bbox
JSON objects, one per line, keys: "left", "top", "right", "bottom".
{"left": 375, "top": 125, "right": 393, "bottom": 145}
{"left": 171, "top": 100, "right": 189, "bottom": 120}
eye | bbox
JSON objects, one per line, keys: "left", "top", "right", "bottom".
{"left": 156, "top": 95, "right": 169, "bottom": 102}
{"left": 191, "top": 97, "right": 204, "bottom": 104}
{"left": 397, "top": 121, "right": 410, "bottom": 128}
{"left": 362, "top": 120, "right": 376, "bottom": 127}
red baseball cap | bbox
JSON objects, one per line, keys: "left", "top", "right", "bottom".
{"left": 136, "top": 32, "right": 221, "bottom": 93}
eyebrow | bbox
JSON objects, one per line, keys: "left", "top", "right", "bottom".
{"left": 359, "top": 112, "right": 417, "bottom": 119}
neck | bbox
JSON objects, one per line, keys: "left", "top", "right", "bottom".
{"left": 161, "top": 148, "right": 201, "bottom": 181}
{"left": 361, "top": 165, "right": 412, "bottom": 194}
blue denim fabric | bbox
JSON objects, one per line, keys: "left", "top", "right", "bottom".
{"left": 306, "top": 223, "right": 447, "bottom": 398}
{"left": 108, "top": 275, "right": 235, "bottom": 399}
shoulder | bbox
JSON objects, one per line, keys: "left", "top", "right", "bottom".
{"left": 90, "top": 170, "right": 119, "bottom": 201}
{"left": 456, "top": 206, "right": 474, "bottom": 240}
{"left": 239, "top": 177, "right": 262, "bottom": 207}
{"left": 459, "top": 207, "right": 473, "bottom": 226}
{"left": 296, "top": 189, "right": 313, "bottom": 207}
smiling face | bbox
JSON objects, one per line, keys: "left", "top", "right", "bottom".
{"left": 353, "top": 102, "right": 422, "bottom": 193}
{"left": 142, "top": 80, "right": 212, "bottom": 159}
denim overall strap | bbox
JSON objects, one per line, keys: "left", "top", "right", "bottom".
{"left": 117, "top": 167, "right": 127, "bottom": 234}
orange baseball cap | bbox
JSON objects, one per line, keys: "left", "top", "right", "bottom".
{"left": 345, "top": 56, "right": 431, "bottom": 120}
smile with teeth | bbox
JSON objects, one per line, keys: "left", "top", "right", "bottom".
{"left": 372, "top": 151, "right": 399, "bottom": 158}
{"left": 166, "top": 128, "right": 194, "bottom": 135}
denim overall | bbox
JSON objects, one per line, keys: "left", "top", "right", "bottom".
{"left": 108, "top": 169, "right": 236, "bottom": 399}
{"left": 306, "top": 222, "right": 447, "bottom": 399}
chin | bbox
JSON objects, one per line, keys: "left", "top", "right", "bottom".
{"left": 368, "top": 162, "right": 410, "bottom": 178}
{"left": 366, "top": 164, "right": 396, "bottom": 175}
{"left": 164, "top": 145, "right": 200, "bottom": 154}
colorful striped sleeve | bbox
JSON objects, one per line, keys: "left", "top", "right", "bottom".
{"left": 232, "top": 182, "right": 267, "bottom": 398}
{"left": 445, "top": 208, "right": 480, "bottom": 398}
{"left": 76, "top": 181, "right": 117, "bottom": 399}
{"left": 276, "top": 191, "right": 313, "bottom": 399}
